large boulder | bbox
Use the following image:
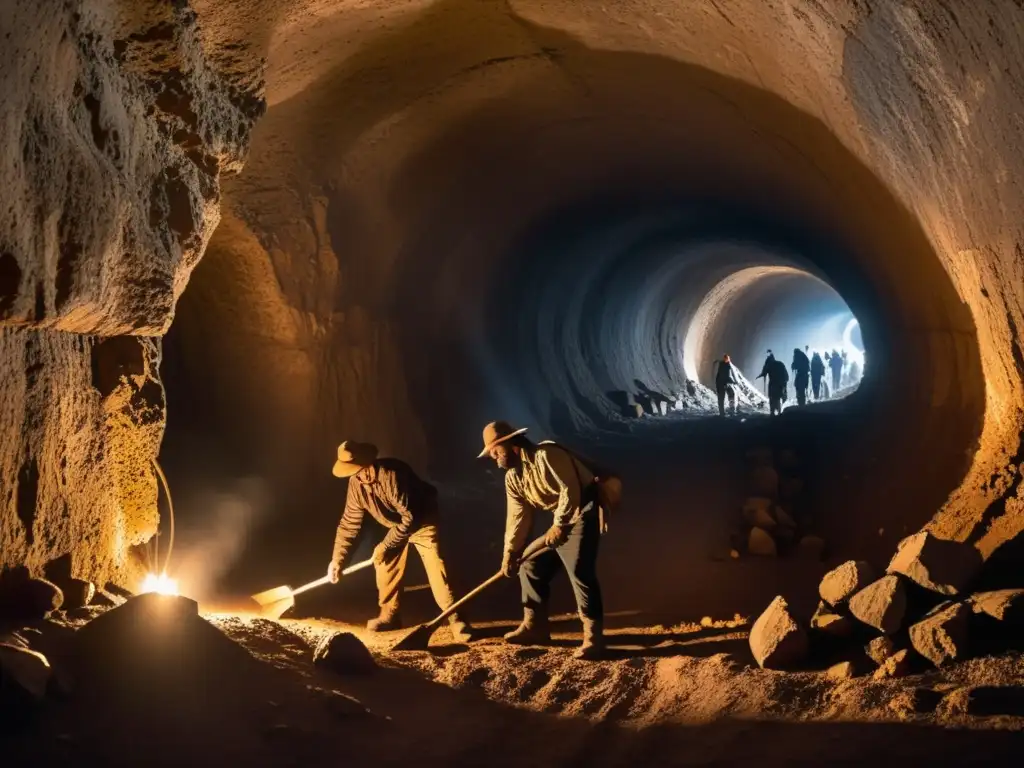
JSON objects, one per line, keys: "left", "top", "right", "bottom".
{"left": 886, "top": 532, "right": 982, "bottom": 597}
{"left": 849, "top": 575, "right": 907, "bottom": 634}
{"left": 312, "top": 632, "right": 376, "bottom": 675}
{"left": 909, "top": 602, "right": 970, "bottom": 667}
{"left": 819, "top": 560, "right": 875, "bottom": 607}
{"left": 749, "top": 596, "right": 808, "bottom": 669}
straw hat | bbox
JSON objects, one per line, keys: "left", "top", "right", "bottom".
{"left": 332, "top": 440, "right": 378, "bottom": 478}
{"left": 477, "top": 420, "right": 528, "bottom": 459}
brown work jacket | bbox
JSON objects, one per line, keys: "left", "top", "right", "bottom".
{"left": 331, "top": 458, "right": 438, "bottom": 566}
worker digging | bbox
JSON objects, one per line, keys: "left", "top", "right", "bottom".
{"left": 478, "top": 420, "right": 621, "bottom": 661}
{"left": 325, "top": 440, "right": 475, "bottom": 643}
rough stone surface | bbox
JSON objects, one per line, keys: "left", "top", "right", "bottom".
{"left": 747, "top": 527, "right": 777, "bottom": 557}
{"left": 312, "top": 632, "right": 376, "bottom": 676}
{"left": 968, "top": 589, "right": 1024, "bottom": 623}
{"left": 819, "top": 560, "right": 875, "bottom": 607}
{"left": 849, "top": 575, "right": 907, "bottom": 634}
{"left": 749, "top": 596, "right": 808, "bottom": 670}
{"left": 886, "top": 532, "right": 983, "bottom": 597}
{"left": 909, "top": 602, "right": 970, "bottom": 667}
{"left": 810, "top": 602, "right": 854, "bottom": 637}
{"left": 865, "top": 636, "right": 896, "bottom": 666}
{"left": 0, "top": 0, "right": 264, "bottom": 589}
{"left": 773, "top": 507, "right": 797, "bottom": 530}
{"left": 872, "top": 649, "right": 911, "bottom": 681}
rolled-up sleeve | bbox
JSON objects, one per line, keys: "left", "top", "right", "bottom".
{"left": 539, "top": 448, "right": 582, "bottom": 528}
{"left": 503, "top": 472, "right": 532, "bottom": 557}
{"left": 378, "top": 465, "right": 415, "bottom": 552}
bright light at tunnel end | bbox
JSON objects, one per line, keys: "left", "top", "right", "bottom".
{"left": 140, "top": 572, "right": 180, "bottom": 596}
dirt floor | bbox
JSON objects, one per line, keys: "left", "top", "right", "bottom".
{"left": 4, "top": 603, "right": 1024, "bottom": 767}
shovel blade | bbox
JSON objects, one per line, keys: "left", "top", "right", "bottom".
{"left": 260, "top": 596, "right": 296, "bottom": 620}
{"left": 391, "top": 623, "right": 435, "bottom": 652}
{"left": 250, "top": 584, "right": 294, "bottom": 607}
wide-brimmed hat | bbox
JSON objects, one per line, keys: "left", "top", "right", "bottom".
{"left": 332, "top": 440, "right": 378, "bottom": 478}
{"left": 477, "top": 420, "right": 528, "bottom": 459}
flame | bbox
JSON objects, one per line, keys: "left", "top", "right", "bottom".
{"left": 140, "top": 572, "right": 180, "bottom": 596}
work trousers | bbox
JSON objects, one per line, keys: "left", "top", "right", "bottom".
{"left": 520, "top": 488, "right": 604, "bottom": 623}
{"left": 795, "top": 374, "right": 808, "bottom": 406}
{"left": 832, "top": 371, "right": 842, "bottom": 392}
{"left": 811, "top": 375, "right": 822, "bottom": 400}
{"left": 375, "top": 522, "right": 456, "bottom": 616}
{"left": 717, "top": 385, "right": 736, "bottom": 416}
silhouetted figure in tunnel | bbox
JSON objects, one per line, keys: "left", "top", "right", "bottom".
{"left": 811, "top": 351, "right": 826, "bottom": 400}
{"left": 791, "top": 347, "right": 810, "bottom": 406}
{"left": 830, "top": 348, "right": 844, "bottom": 394}
{"left": 714, "top": 353, "right": 739, "bottom": 417}
{"left": 757, "top": 351, "right": 789, "bottom": 416}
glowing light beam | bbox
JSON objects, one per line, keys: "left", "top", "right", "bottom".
{"left": 140, "top": 572, "right": 180, "bottom": 596}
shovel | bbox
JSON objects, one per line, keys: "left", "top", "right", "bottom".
{"left": 392, "top": 537, "right": 551, "bottom": 652}
{"left": 251, "top": 557, "right": 374, "bottom": 619}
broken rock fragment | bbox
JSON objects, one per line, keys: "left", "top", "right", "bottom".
{"left": 826, "top": 661, "right": 855, "bottom": 680}
{"left": 819, "top": 560, "right": 875, "bottom": 607}
{"left": 810, "top": 602, "right": 854, "bottom": 637}
{"left": 749, "top": 596, "right": 808, "bottom": 669}
{"left": 797, "top": 535, "right": 826, "bottom": 561}
{"left": 909, "top": 602, "right": 969, "bottom": 667}
{"left": 313, "top": 632, "right": 376, "bottom": 675}
{"left": 968, "top": 589, "right": 1024, "bottom": 623}
{"left": 0, "top": 642, "right": 52, "bottom": 701}
{"left": 886, "top": 532, "right": 981, "bottom": 597}
{"left": 849, "top": 575, "right": 907, "bottom": 634}
{"left": 872, "top": 649, "right": 911, "bottom": 680}
{"left": 865, "top": 636, "right": 896, "bottom": 666}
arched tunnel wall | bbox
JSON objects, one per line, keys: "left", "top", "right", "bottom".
{"left": 4, "top": 0, "right": 1024, "bottom": 602}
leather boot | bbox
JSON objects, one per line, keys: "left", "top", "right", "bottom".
{"left": 503, "top": 607, "right": 550, "bottom": 645}
{"left": 366, "top": 607, "right": 402, "bottom": 632}
{"left": 573, "top": 618, "right": 605, "bottom": 660}
{"left": 448, "top": 613, "right": 475, "bottom": 643}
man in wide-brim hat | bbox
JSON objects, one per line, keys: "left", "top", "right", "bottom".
{"left": 479, "top": 421, "right": 606, "bottom": 660}
{"left": 327, "top": 440, "right": 473, "bottom": 641}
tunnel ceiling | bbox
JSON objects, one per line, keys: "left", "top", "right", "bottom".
{"left": 163, "top": 0, "right": 1024, "bottom": 561}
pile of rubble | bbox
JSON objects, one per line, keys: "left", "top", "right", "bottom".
{"left": 749, "top": 530, "right": 1023, "bottom": 675}
{"left": 729, "top": 446, "right": 824, "bottom": 560}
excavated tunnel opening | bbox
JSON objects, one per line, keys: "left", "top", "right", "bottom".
{"left": 156, "top": 7, "right": 989, "bottom": 618}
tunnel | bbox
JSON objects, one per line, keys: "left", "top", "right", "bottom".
{"left": 148, "top": 0, "right": 1024, "bottom": 618}
{"left": 5, "top": 0, "right": 1024, "bottom": 762}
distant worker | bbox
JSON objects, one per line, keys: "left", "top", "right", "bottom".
{"left": 810, "top": 351, "right": 826, "bottom": 400}
{"left": 791, "top": 347, "right": 810, "bottom": 406}
{"left": 327, "top": 440, "right": 474, "bottom": 641}
{"left": 829, "top": 348, "right": 844, "bottom": 393}
{"left": 714, "top": 353, "right": 740, "bottom": 417}
{"left": 479, "top": 421, "right": 608, "bottom": 660}
{"left": 758, "top": 352, "right": 789, "bottom": 416}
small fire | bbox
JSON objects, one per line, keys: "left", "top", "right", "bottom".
{"left": 140, "top": 572, "right": 180, "bottom": 596}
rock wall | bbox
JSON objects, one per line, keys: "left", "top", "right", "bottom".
{"left": 0, "top": 0, "right": 263, "bottom": 589}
